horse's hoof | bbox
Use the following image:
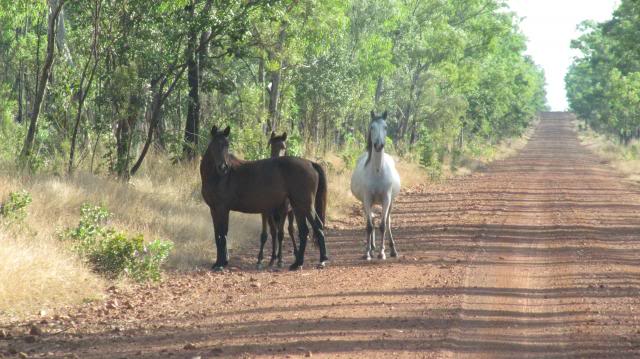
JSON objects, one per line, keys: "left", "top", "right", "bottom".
{"left": 317, "top": 262, "right": 326, "bottom": 269}
{"left": 211, "top": 265, "right": 225, "bottom": 272}
{"left": 390, "top": 250, "right": 398, "bottom": 258}
{"left": 362, "top": 254, "right": 371, "bottom": 261}
{"left": 378, "top": 252, "right": 386, "bottom": 260}
{"left": 268, "top": 260, "right": 276, "bottom": 268}
{"left": 289, "top": 262, "right": 302, "bottom": 271}
{"left": 256, "top": 263, "right": 264, "bottom": 271}
{"left": 277, "top": 262, "right": 285, "bottom": 268}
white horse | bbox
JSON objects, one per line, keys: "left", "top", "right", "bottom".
{"left": 350, "top": 111, "right": 401, "bottom": 260}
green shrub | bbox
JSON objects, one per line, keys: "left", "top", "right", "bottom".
{"left": 61, "top": 204, "right": 173, "bottom": 282}
{"left": 286, "top": 132, "right": 305, "bottom": 157}
{"left": 231, "top": 125, "right": 267, "bottom": 161}
{"left": 417, "top": 129, "right": 436, "bottom": 167}
{"left": 0, "top": 190, "right": 32, "bottom": 222}
{"left": 339, "top": 131, "right": 364, "bottom": 169}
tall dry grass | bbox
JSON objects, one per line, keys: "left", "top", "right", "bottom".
{"left": 0, "top": 156, "right": 261, "bottom": 318}
{"left": 0, "top": 228, "right": 103, "bottom": 319}
{"left": 574, "top": 120, "right": 640, "bottom": 183}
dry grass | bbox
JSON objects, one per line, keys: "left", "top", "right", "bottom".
{"left": 0, "top": 228, "right": 103, "bottom": 320}
{"left": 574, "top": 120, "right": 640, "bottom": 183}
{"left": 0, "top": 156, "right": 261, "bottom": 318}
{"left": 1, "top": 159, "right": 261, "bottom": 271}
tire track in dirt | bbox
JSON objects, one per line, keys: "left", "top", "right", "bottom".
{"left": 2, "top": 113, "right": 640, "bottom": 358}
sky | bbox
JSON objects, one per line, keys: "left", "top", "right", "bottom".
{"left": 507, "top": 0, "right": 619, "bottom": 110}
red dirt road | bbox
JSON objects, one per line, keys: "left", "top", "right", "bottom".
{"left": 2, "top": 113, "right": 640, "bottom": 358}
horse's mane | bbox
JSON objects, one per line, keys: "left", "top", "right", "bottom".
{"left": 365, "top": 112, "right": 387, "bottom": 166}
{"left": 365, "top": 128, "right": 372, "bottom": 166}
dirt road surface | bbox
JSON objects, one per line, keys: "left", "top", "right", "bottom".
{"left": 2, "top": 113, "right": 640, "bottom": 358}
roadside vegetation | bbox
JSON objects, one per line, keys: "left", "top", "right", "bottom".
{"left": 566, "top": 0, "right": 640, "bottom": 183}
{"left": 0, "top": 0, "right": 546, "bottom": 318}
{"left": 575, "top": 120, "right": 640, "bottom": 184}
{"left": 566, "top": 0, "right": 640, "bottom": 145}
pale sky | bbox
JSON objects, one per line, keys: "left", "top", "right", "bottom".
{"left": 507, "top": 0, "right": 619, "bottom": 110}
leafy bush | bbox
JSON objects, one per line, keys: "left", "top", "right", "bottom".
{"left": 286, "top": 132, "right": 305, "bottom": 157}
{"left": 417, "top": 129, "right": 436, "bottom": 168}
{"left": 231, "top": 125, "right": 267, "bottom": 161}
{"left": 61, "top": 204, "right": 173, "bottom": 282}
{"left": 339, "top": 131, "right": 365, "bottom": 169}
{"left": 0, "top": 190, "right": 32, "bottom": 222}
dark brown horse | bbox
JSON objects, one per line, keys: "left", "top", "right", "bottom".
{"left": 201, "top": 125, "right": 328, "bottom": 271}
{"left": 257, "top": 132, "right": 297, "bottom": 269}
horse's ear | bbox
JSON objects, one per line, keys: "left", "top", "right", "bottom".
{"left": 370, "top": 110, "right": 375, "bottom": 119}
{"left": 222, "top": 126, "right": 231, "bottom": 137}
{"left": 270, "top": 131, "right": 276, "bottom": 139}
{"left": 382, "top": 111, "right": 388, "bottom": 119}
{"left": 281, "top": 132, "right": 287, "bottom": 141}
{"left": 211, "top": 125, "right": 218, "bottom": 137}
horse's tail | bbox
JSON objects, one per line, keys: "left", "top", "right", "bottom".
{"left": 311, "top": 162, "right": 327, "bottom": 247}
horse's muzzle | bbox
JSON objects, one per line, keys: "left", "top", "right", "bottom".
{"left": 374, "top": 143, "right": 385, "bottom": 152}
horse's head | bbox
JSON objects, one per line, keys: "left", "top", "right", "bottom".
{"left": 269, "top": 131, "right": 288, "bottom": 158}
{"left": 366, "top": 111, "right": 388, "bottom": 165}
{"left": 207, "top": 125, "right": 231, "bottom": 175}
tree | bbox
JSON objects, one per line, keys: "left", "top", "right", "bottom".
{"left": 20, "top": 0, "right": 66, "bottom": 166}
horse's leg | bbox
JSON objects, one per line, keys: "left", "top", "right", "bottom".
{"left": 257, "top": 214, "right": 269, "bottom": 270}
{"left": 363, "top": 196, "right": 374, "bottom": 261}
{"left": 277, "top": 212, "right": 286, "bottom": 268}
{"left": 212, "top": 209, "right": 230, "bottom": 271}
{"left": 268, "top": 215, "right": 278, "bottom": 268}
{"left": 378, "top": 193, "right": 392, "bottom": 260}
{"left": 287, "top": 209, "right": 298, "bottom": 257}
{"left": 210, "top": 208, "right": 221, "bottom": 269}
{"left": 307, "top": 211, "right": 328, "bottom": 267}
{"left": 387, "top": 201, "right": 398, "bottom": 257}
{"left": 289, "top": 210, "right": 309, "bottom": 271}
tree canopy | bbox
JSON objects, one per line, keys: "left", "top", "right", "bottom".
{"left": 566, "top": 0, "right": 640, "bottom": 144}
{"left": 0, "top": 0, "right": 546, "bottom": 177}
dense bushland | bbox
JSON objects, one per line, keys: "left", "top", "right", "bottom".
{"left": 566, "top": 0, "right": 640, "bottom": 145}
{"left": 0, "top": 0, "right": 546, "bottom": 176}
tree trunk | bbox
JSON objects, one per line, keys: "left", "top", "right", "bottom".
{"left": 374, "top": 76, "right": 383, "bottom": 106}
{"left": 15, "top": 66, "right": 24, "bottom": 123}
{"left": 68, "top": 0, "right": 100, "bottom": 174}
{"left": 399, "top": 64, "right": 424, "bottom": 141}
{"left": 53, "top": 0, "right": 74, "bottom": 67}
{"left": 266, "top": 25, "right": 286, "bottom": 132}
{"left": 129, "top": 89, "right": 162, "bottom": 177}
{"left": 20, "top": 0, "right": 66, "bottom": 164}
{"left": 183, "top": 12, "right": 200, "bottom": 160}
{"left": 130, "top": 65, "right": 186, "bottom": 177}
